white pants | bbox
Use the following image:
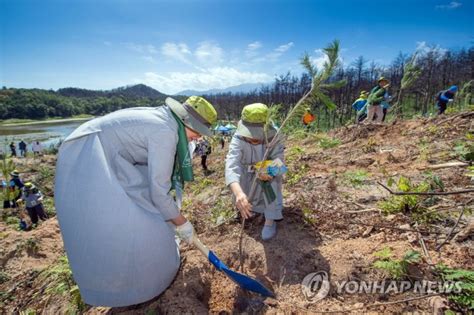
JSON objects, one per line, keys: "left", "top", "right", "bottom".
{"left": 366, "top": 104, "right": 383, "bottom": 123}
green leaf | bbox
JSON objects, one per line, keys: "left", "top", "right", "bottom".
{"left": 320, "top": 79, "right": 347, "bottom": 90}
{"left": 374, "top": 247, "right": 392, "bottom": 259}
{"left": 300, "top": 53, "right": 317, "bottom": 78}
{"left": 387, "top": 177, "right": 395, "bottom": 188}
{"left": 398, "top": 176, "right": 411, "bottom": 192}
{"left": 315, "top": 91, "right": 337, "bottom": 111}
{"left": 403, "top": 250, "right": 421, "bottom": 263}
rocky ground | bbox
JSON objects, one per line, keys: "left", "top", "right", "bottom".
{"left": 1, "top": 111, "right": 473, "bottom": 314}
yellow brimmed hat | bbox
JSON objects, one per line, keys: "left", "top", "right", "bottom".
{"left": 10, "top": 170, "right": 20, "bottom": 177}
{"left": 166, "top": 96, "right": 217, "bottom": 137}
{"left": 24, "top": 182, "right": 36, "bottom": 191}
{"left": 235, "top": 103, "right": 276, "bottom": 140}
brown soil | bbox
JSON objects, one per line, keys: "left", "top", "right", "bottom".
{"left": 1, "top": 111, "right": 473, "bottom": 314}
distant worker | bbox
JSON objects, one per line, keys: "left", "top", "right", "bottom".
{"left": 352, "top": 91, "right": 369, "bottom": 123}
{"left": 9, "top": 142, "right": 17, "bottom": 157}
{"left": 220, "top": 136, "right": 225, "bottom": 149}
{"left": 55, "top": 96, "right": 217, "bottom": 307}
{"left": 32, "top": 141, "right": 43, "bottom": 156}
{"left": 366, "top": 77, "right": 390, "bottom": 124}
{"left": 436, "top": 85, "right": 458, "bottom": 115}
{"left": 19, "top": 140, "right": 27, "bottom": 157}
{"left": 18, "top": 182, "right": 48, "bottom": 226}
{"left": 225, "top": 103, "right": 285, "bottom": 241}
{"left": 197, "top": 137, "right": 212, "bottom": 175}
{"left": 9, "top": 170, "right": 24, "bottom": 207}
{"left": 380, "top": 92, "right": 392, "bottom": 122}
{"left": 302, "top": 108, "right": 315, "bottom": 127}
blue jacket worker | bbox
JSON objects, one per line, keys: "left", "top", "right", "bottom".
{"left": 436, "top": 85, "right": 458, "bottom": 115}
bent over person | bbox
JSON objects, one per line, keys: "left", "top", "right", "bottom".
{"left": 55, "top": 96, "right": 217, "bottom": 307}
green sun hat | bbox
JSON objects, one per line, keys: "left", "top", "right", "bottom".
{"left": 378, "top": 76, "right": 389, "bottom": 83}
{"left": 24, "top": 182, "right": 35, "bottom": 191}
{"left": 235, "top": 103, "right": 276, "bottom": 141}
{"left": 166, "top": 96, "right": 217, "bottom": 137}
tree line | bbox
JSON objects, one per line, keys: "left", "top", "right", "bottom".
{"left": 206, "top": 45, "right": 473, "bottom": 129}
{"left": 0, "top": 45, "right": 472, "bottom": 127}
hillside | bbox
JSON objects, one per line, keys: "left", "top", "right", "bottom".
{"left": 57, "top": 84, "right": 168, "bottom": 99}
{"left": 0, "top": 84, "right": 171, "bottom": 120}
{"left": 0, "top": 111, "right": 473, "bottom": 313}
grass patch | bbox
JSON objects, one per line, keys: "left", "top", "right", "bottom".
{"left": 286, "top": 145, "right": 305, "bottom": 163}
{"left": 0, "top": 271, "right": 10, "bottom": 284}
{"left": 286, "top": 163, "right": 309, "bottom": 186}
{"left": 341, "top": 170, "right": 370, "bottom": 187}
{"left": 209, "top": 198, "right": 234, "bottom": 225}
{"left": 41, "top": 256, "right": 86, "bottom": 313}
{"left": 318, "top": 136, "right": 341, "bottom": 149}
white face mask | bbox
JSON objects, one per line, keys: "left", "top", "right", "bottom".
{"left": 188, "top": 140, "right": 196, "bottom": 158}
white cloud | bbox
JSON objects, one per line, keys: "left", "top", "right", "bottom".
{"left": 125, "top": 43, "right": 157, "bottom": 54}
{"left": 142, "top": 56, "right": 157, "bottom": 64}
{"left": 134, "top": 67, "right": 272, "bottom": 94}
{"left": 161, "top": 42, "right": 192, "bottom": 64}
{"left": 245, "top": 41, "right": 262, "bottom": 57}
{"left": 195, "top": 41, "right": 223, "bottom": 65}
{"left": 275, "top": 42, "right": 294, "bottom": 53}
{"left": 435, "top": 1, "right": 462, "bottom": 9}
{"left": 415, "top": 41, "right": 447, "bottom": 57}
{"left": 311, "top": 49, "right": 329, "bottom": 70}
{"left": 266, "top": 42, "right": 294, "bottom": 61}
{"left": 247, "top": 41, "right": 262, "bottom": 51}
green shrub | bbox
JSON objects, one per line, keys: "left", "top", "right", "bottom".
{"left": 436, "top": 265, "right": 474, "bottom": 311}
{"left": 5, "top": 216, "right": 20, "bottom": 226}
{"left": 373, "top": 248, "right": 420, "bottom": 280}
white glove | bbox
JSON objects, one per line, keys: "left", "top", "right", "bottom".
{"left": 448, "top": 99, "right": 454, "bottom": 102}
{"left": 175, "top": 221, "right": 195, "bottom": 244}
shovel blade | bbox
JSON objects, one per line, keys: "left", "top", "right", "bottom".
{"left": 208, "top": 250, "right": 275, "bottom": 298}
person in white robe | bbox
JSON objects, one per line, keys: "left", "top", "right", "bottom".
{"left": 54, "top": 96, "right": 217, "bottom": 307}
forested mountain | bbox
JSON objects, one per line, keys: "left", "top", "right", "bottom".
{"left": 0, "top": 84, "right": 173, "bottom": 120}
{"left": 57, "top": 84, "right": 168, "bottom": 99}
{"left": 176, "top": 83, "right": 266, "bottom": 96}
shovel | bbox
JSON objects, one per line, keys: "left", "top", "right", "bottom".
{"left": 192, "top": 236, "right": 275, "bottom": 298}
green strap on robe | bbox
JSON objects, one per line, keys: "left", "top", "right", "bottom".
{"left": 170, "top": 111, "right": 194, "bottom": 191}
{"left": 259, "top": 180, "right": 276, "bottom": 204}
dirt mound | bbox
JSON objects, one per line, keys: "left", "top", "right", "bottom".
{"left": 1, "top": 111, "right": 473, "bottom": 313}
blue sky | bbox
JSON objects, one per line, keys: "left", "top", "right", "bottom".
{"left": 1, "top": 0, "right": 472, "bottom": 94}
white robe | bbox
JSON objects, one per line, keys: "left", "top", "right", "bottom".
{"left": 225, "top": 136, "right": 284, "bottom": 220}
{"left": 55, "top": 106, "right": 181, "bottom": 307}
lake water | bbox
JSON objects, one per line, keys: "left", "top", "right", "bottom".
{"left": 0, "top": 119, "right": 90, "bottom": 152}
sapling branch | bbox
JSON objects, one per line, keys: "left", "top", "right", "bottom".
{"left": 377, "top": 181, "right": 474, "bottom": 196}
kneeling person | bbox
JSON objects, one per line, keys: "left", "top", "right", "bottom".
{"left": 19, "top": 182, "right": 48, "bottom": 225}
{"left": 225, "top": 103, "right": 285, "bottom": 241}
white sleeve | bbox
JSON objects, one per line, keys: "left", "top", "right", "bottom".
{"left": 147, "top": 132, "right": 180, "bottom": 221}
{"left": 225, "top": 136, "right": 244, "bottom": 186}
